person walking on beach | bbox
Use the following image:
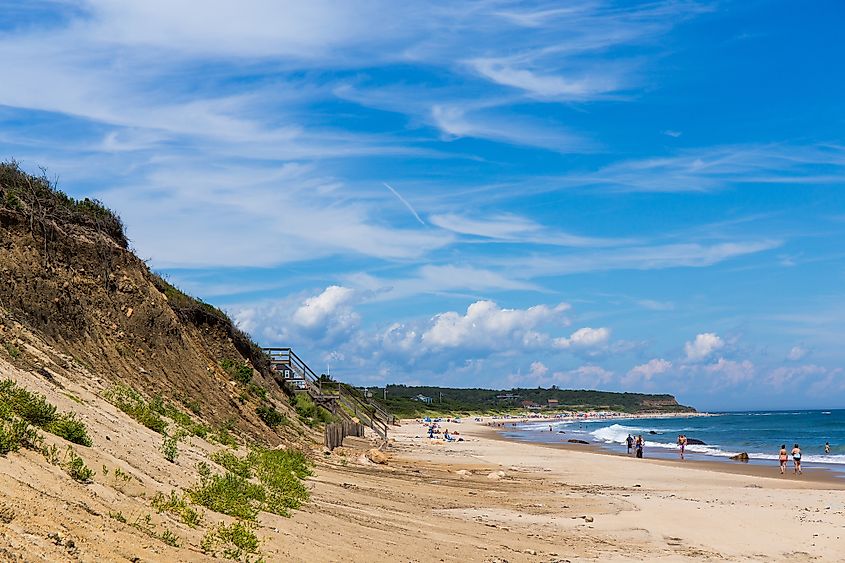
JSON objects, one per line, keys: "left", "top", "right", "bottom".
{"left": 678, "top": 434, "right": 687, "bottom": 460}
{"left": 626, "top": 434, "right": 634, "bottom": 455}
{"left": 636, "top": 435, "right": 644, "bottom": 458}
{"left": 779, "top": 444, "right": 788, "bottom": 475}
{"left": 791, "top": 443, "right": 802, "bottom": 475}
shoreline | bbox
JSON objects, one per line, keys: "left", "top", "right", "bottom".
{"left": 483, "top": 421, "right": 845, "bottom": 486}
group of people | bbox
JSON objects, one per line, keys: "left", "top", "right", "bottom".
{"left": 625, "top": 434, "right": 645, "bottom": 458}
{"left": 424, "top": 422, "right": 463, "bottom": 442}
{"left": 779, "top": 443, "right": 804, "bottom": 475}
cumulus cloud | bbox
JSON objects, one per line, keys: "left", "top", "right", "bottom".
{"left": 553, "top": 327, "right": 610, "bottom": 349}
{"left": 291, "top": 285, "right": 354, "bottom": 329}
{"left": 624, "top": 358, "right": 672, "bottom": 384}
{"left": 421, "top": 300, "right": 571, "bottom": 350}
{"left": 684, "top": 333, "right": 724, "bottom": 362}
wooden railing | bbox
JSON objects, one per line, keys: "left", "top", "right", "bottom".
{"left": 263, "top": 347, "right": 390, "bottom": 440}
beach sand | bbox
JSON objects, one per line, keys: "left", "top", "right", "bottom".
{"left": 280, "top": 418, "right": 845, "bottom": 562}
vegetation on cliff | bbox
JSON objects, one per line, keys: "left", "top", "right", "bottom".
{"left": 381, "top": 384, "right": 695, "bottom": 417}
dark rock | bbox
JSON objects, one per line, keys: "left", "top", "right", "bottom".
{"left": 730, "top": 452, "right": 750, "bottom": 462}
{"left": 567, "top": 439, "right": 589, "bottom": 444}
{"left": 649, "top": 430, "right": 658, "bottom": 435}
{"left": 685, "top": 438, "right": 706, "bottom": 445}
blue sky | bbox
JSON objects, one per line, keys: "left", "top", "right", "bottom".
{"left": 2, "top": 1, "right": 844, "bottom": 410}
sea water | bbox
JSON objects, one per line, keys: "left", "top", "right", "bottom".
{"left": 501, "top": 410, "right": 845, "bottom": 474}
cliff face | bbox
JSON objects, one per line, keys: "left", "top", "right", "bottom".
{"left": 0, "top": 162, "right": 295, "bottom": 443}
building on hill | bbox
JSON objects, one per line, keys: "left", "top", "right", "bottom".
{"left": 414, "top": 394, "right": 433, "bottom": 404}
{"left": 547, "top": 398, "right": 559, "bottom": 408}
{"left": 521, "top": 400, "right": 542, "bottom": 410}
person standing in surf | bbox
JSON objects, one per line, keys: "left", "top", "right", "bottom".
{"left": 779, "top": 444, "right": 788, "bottom": 475}
{"left": 636, "top": 435, "right": 644, "bottom": 458}
{"left": 626, "top": 434, "right": 634, "bottom": 455}
{"left": 791, "top": 443, "right": 802, "bottom": 475}
{"left": 678, "top": 434, "right": 687, "bottom": 460}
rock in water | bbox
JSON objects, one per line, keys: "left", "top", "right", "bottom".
{"left": 365, "top": 448, "right": 389, "bottom": 464}
{"left": 686, "top": 438, "right": 707, "bottom": 445}
{"left": 730, "top": 452, "right": 750, "bottom": 462}
{"left": 567, "top": 439, "right": 589, "bottom": 444}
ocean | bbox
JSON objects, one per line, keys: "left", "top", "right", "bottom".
{"left": 500, "top": 409, "right": 845, "bottom": 473}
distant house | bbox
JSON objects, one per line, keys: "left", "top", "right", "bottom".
{"left": 521, "top": 400, "right": 542, "bottom": 410}
{"left": 414, "top": 394, "right": 433, "bottom": 404}
{"left": 547, "top": 399, "right": 559, "bottom": 408}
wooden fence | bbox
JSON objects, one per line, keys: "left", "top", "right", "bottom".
{"left": 324, "top": 421, "right": 365, "bottom": 451}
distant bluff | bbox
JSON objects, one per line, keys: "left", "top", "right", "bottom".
{"left": 0, "top": 161, "right": 298, "bottom": 443}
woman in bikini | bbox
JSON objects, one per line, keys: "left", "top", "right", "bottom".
{"left": 791, "top": 443, "right": 802, "bottom": 475}
{"left": 778, "top": 444, "right": 788, "bottom": 475}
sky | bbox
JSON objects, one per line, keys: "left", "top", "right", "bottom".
{"left": 1, "top": 1, "right": 844, "bottom": 411}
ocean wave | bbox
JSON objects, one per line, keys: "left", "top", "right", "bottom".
{"left": 590, "top": 424, "right": 645, "bottom": 444}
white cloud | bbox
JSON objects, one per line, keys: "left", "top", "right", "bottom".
{"left": 684, "top": 333, "right": 724, "bottom": 362}
{"left": 468, "top": 57, "right": 621, "bottom": 99}
{"left": 702, "top": 358, "right": 755, "bottom": 386}
{"left": 292, "top": 285, "right": 356, "bottom": 329}
{"left": 625, "top": 358, "right": 672, "bottom": 383}
{"left": 767, "top": 364, "right": 828, "bottom": 389}
{"left": 429, "top": 104, "right": 591, "bottom": 152}
{"left": 529, "top": 361, "right": 549, "bottom": 378}
{"left": 421, "top": 300, "right": 570, "bottom": 350}
{"left": 554, "top": 327, "right": 610, "bottom": 349}
{"left": 786, "top": 346, "right": 808, "bottom": 361}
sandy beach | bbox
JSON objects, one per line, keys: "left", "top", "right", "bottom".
{"left": 282, "top": 418, "right": 845, "bottom": 562}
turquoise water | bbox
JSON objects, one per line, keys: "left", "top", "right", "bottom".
{"left": 502, "top": 410, "right": 845, "bottom": 471}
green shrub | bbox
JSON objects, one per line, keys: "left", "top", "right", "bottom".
{"left": 109, "top": 511, "right": 126, "bottom": 523}
{"left": 64, "top": 448, "right": 94, "bottom": 483}
{"left": 256, "top": 404, "right": 285, "bottom": 428}
{"left": 3, "top": 343, "right": 20, "bottom": 359}
{"left": 293, "top": 394, "right": 334, "bottom": 427}
{"left": 151, "top": 491, "right": 202, "bottom": 527}
{"left": 0, "top": 418, "right": 39, "bottom": 454}
{"left": 211, "top": 449, "right": 253, "bottom": 478}
{"left": 0, "top": 380, "right": 91, "bottom": 446}
{"left": 248, "top": 447, "right": 311, "bottom": 516}
{"left": 45, "top": 412, "right": 92, "bottom": 447}
{"left": 102, "top": 384, "right": 168, "bottom": 434}
{"left": 188, "top": 470, "right": 264, "bottom": 520}
{"left": 209, "top": 423, "right": 238, "bottom": 448}
{"left": 201, "top": 521, "right": 260, "bottom": 560}
{"left": 159, "top": 529, "right": 180, "bottom": 548}
{"left": 221, "top": 359, "right": 254, "bottom": 385}
{"left": 0, "top": 380, "right": 57, "bottom": 426}
{"left": 161, "top": 432, "right": 181, "bottom": 463}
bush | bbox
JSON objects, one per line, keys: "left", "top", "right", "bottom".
{"left": 0, "top": 418, "right": 39, "bottom": 454}
{"left": 0, "top": 380, "right": 91, "bottom": 446}
{"left": 209, "top": 422, "right": 238, "bottom": 448}
{"left": 293, "top": 394, "right": 334, "bottom": 427}
{"left": 102, "top": 384, "right": 168, "bottom": 434}
{"left": 64, "top": 448, "right": 94, "bottom": 483}
{"left": 201, "top": 521, "right": 260, "bottom": 560}
{"left": 188, "top": 470, "right": 264, "bottom": 520}
{"left": 190, "top": 447, "right": 312, "bottom": 520}
{"left": 221, "top": 359, "right": 254, "bottom": 385}
{"left": 151, "top": 491, "right": 202, "bottom": 527}
{"left": 256, "top": 404, "right": 285, "bottom": 428}
{"left": 211, "top": 449, "right": 253, "bottom": 478}
{"left": 161, "top": 432, "right": 182, "bottom": 463}
{"left": 46, "top": 412, "right": 92, "bottom": 447}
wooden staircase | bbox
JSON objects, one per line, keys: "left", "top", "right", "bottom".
{"left": 263, "top": 347, "right": 393, "bottom": 440}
